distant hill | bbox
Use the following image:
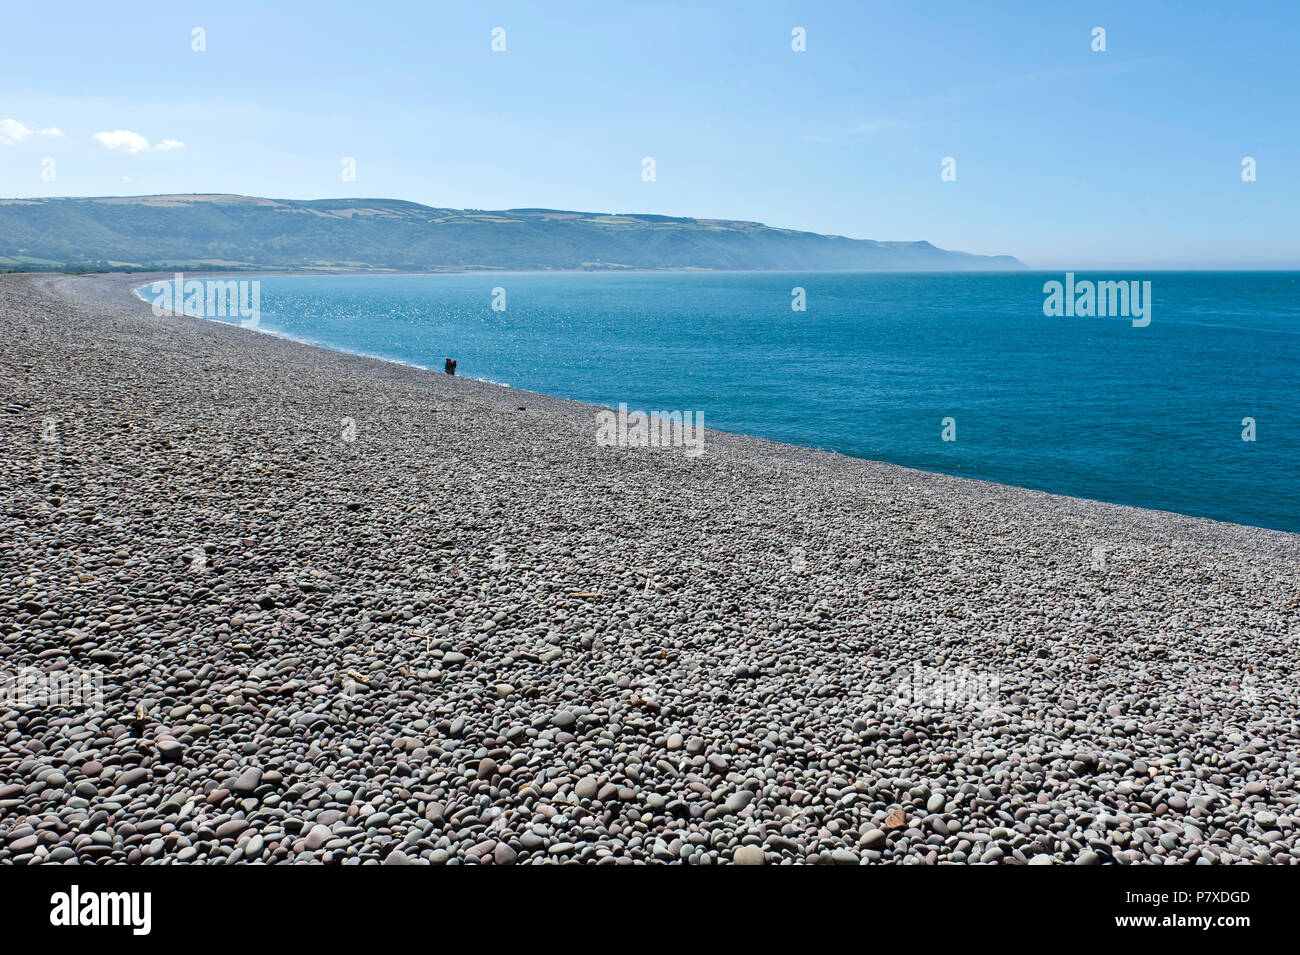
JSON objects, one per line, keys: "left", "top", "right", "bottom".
{"left": 0, "top": 194, "right": 1023, "bottom": 273}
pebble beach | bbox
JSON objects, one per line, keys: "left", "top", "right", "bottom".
{"left": 2, "top": 271, "right": 1298, "bottom": 865}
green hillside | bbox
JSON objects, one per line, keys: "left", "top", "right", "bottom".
{"left": 0, "top": 194, "right": 1023, "bottom": 273}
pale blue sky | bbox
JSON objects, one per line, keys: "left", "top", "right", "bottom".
{"left": 2, "top": 0, "right": 1297, "bottom": 267}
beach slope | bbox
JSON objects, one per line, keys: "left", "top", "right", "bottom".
{"left": 1, "top": 272, "right": 1296, "bottom": 865}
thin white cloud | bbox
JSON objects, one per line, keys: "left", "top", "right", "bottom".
{"left": 92, "top": 130, "right": 184, "bottom": 153}
{"left": 0, "top": 119, "right": 68, "bottom": 144}
{"left": 853, "top": 119, "right": 922, "bottom": 135}
{"left": 93, "top": 129, "right": 151, "bottom": 153}
{"left": 0, "top": 119, "right": 32, "bottom": 144}
{"left": 0, "top": 119, "right": 62, "bottom": 144}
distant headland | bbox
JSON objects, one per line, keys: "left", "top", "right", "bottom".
{"left": 0, "top": 193, "right": 1024, "bottom": 273}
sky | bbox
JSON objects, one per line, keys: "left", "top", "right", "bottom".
{"left": 2, "top": 0, "right": 1298, "bottom": 268}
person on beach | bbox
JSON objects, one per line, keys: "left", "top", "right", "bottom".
{"left": 444, "top": 357, "right": 457, "bottom": 376}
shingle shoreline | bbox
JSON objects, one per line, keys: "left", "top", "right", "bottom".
{"left": 1, "top": 272, "right": 1296, "bottom": 865}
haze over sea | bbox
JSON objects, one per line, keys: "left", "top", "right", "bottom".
{"left": 149, "top": 271, "right": 1299, "bottom": 533}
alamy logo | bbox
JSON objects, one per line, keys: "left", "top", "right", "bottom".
{"left": 887, "top": 662, "right": 1002, "bottom": 716}
{"left": 1043, "top": 272, "right": 1150, "bottom": 327}
{"left": 1, "top": 667, "right": 103, "bottom": 708}
{"left": 595, "top": 403, "right": 704, "bottom": 457}
{"left": 149, "top": 272, "right": 260, "bottom": 328}
{"left": 50, "top": 885, "right": 151, "bottom": 935}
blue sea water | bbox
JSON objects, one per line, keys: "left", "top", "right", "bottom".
{"left": 145, "top": 271, "right": 1300, "bottom": 533}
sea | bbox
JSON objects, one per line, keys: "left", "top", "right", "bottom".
{"left": 138, "top": 271, "right": 1300, "bottom": 533}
